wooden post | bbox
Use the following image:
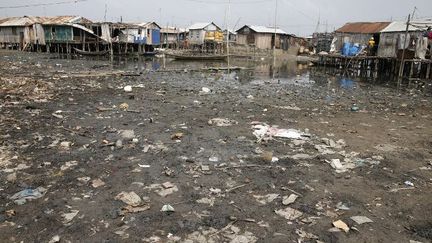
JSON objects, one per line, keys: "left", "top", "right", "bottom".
{"left": 398, "top": 14, "right": 410, "bottom": 84}
{"left": 426, "top": 63, "right": 431, "bottom": 79}
{"left": 409, "top": 61, "right": 414, "bottom": 79}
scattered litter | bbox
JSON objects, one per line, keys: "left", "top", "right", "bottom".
{"left": 60, "top": 141, "right": 71, "bottom": 149}
{"left": 350, "top": 216, "right": 373, "bottom": 225}
{"left": 52, "top": 113, "right": 64, "bottom": 119}
{"left": 77, "top": 177, "right": 91, "bottom": 183}
{"left": 162, "top": 181, "right": 175, "bottom": 188}
{"left": 115, "top": 191, "right": 142, "bottom": 206}
{"left": 161, "top": 204, "right": 175, "bottom": 212}
{"left": 261, "top": 151, "right": 273, "bottom": 163}
{"left": 92, "top": 178, "right": 105, "bottom": 188}
{"left": 329, "top": 159, "right": 346, "bottom": 173}
{"left": 197, "top": 197, "right": 216, "bottom": 206}
{"left": 350, "top": 104, "right": 360, "bottom": 112}
{"left": 251, "top": 122, "right": 306, "bottom": 142}
{"left": 404, "top": 181, "right": 415, "bottom": 187}
{"left": 119, "top": 103, "right": 129, "bottom": 110}
{"left": 120, "top": 130, "right": 135, "bottom": 140}
{"left": 124, "top": 85, "right": 133, "bottom": 92}
{"left": 157, "top": 185, "right": 179, "bottom": 197}
{"left": 333, "top": 220, "right": 350, "bottom": 233}
{"left": 209, "top": 157, "right": 219, "bottom": 162}
{"left": 273, "top": 105, "right": 302, "bottom": 111}
{"left": 201, "top": 87, "right": 211, "bottom": 93}
{"left": 48, "top": 235, "right": 60, "bottom": 243}
{"left": 201, "top": 165, "right": 210, "bottom": 171}
{"left": 291, "top": 154, "right": 313, "bottom": 160}
{"left": 120, "top": 205, "right": 150, "bottom": 215}
{"left": 138, "top": 164, "right": 151, "bottom": 168}
{"left": 6, "top": 172, "right": 17, "bottom": 182}
{"left": 163, "top": 166, "right": 175, "bottom": 176}
{"left": 336, "top": 202, "right": 351, "bottom": 211}
{"left": 208, "top": 118, "right": 238, "bottom": 127}
{"left": 171, "top": 132, "right": 184, "bottom": 140}
{"left": 375, "top": 144, "right": 398, "bottom": 152}
{"left": 114, "top": 225, "right": 130, "bottom": 239}
{"left": 10, "top": 187, "right": 47, "bottom": 205}
{"left": 275, "top": 207, "right": 303, "bottom": 220}
{"left": 62, "top": 210, "right": 79, "bottom": 224}
{"left": 296, "top": 229, "right": 318, "bottom": 239}
{"left": 254, "top": 194, "right": 279, "bottom": 205}
{"left": 61, "top": 161, "right": 78, "bottom": 171}
{"left": 282, "top": 194, "right": 299, "bottom": 205}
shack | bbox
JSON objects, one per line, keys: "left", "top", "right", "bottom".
{"left": 187, "top": 22, "right": 223, "bottom": 45}
{"left": 0, "top": 16, "right": 39, "bottom": 50}
{"left": 235, "top": 25, "right": 290, "bottom": 50}
{"left": 378, "top": 19, "right": 432, "bottom": 59}
{"left": 0, "top": 16, "right": 106, "bottom": 53}
{"left": 160, "top": 26, "right": 181, "bottom": 48}
{"left": 223, "top": 29, "right": 237, "bottom": 43}
{"left": 138, "top": 22, "right": 161, "bottom": 46}
{"left": 333, "top": 22, "right": 391, "bottom": 55}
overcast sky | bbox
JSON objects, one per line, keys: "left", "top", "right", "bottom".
{"left": 1, "top": 0, "right": 431, "bottom": 36}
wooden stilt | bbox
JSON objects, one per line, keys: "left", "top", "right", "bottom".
{"left": 426, "top": 63, "right": 431, "bottom": 79}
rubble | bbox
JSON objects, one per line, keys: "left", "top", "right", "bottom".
{"left": 275, "top": 207, "right": 303, "bottom": 220}
{"left": 115, "top": 191, "right": 142, "bottom": 206}
{"left": 0, "top": 51, "right": 430, "bottom": 243}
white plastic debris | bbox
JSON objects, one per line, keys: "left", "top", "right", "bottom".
{"left": 404, "top": 181, "right": 415, "bottom": 187}
{"left": 62, "top": 210, "right": 79, "bottom": 224}
{"left": 208, "top": 118, "right": 238, "bottom": 127}
{"left": 10, "top": 187, "right": 47, "bottom": 205}
{"left": 282, "top": 194, "right": 299, "bottom": 205}
{"left": 251, "top": 122, "right": 305, "bottom": 141}
{"left": 124, "top": 85, "right": 133, "bottom": 92}
{"left": 201, "top": 87, "right": 211, "bottom": 93}
{"left": 275, "top": 207, "right": 303, "bottom": 220}
{"left": 161, "top": 204, "right": 175, "bottom": 212}
{"left": 350, "top": 216, "right": 373, "bottom": 225}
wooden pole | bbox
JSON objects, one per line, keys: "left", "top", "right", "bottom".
{"left": 398, "top": 14, "right": 410, "bottom": 83}
{"left": 426, "top": 63, "right": 431, "bottom": 79}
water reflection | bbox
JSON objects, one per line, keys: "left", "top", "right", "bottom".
{"left": 43, "top": 53, "right": 431, "bottom": 94}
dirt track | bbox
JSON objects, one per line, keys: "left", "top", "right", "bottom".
{"left": 0, "top": 50, "right": 431, "bottom": 243}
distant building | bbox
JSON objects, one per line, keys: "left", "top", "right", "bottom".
{"left": 138, "top": 22, "right": 161, "bottom": 46}
{"left": 187, "top": 22, "right": 223, "bottom": 45}
{"left": 378, "top": 19, "right": 432, "bottom": 59}
{"left": 160, "top": 26, "right": 185, "bottom": 48}
{"left": 223, "top": 29, "right": 237, "bottom": 43}
{"left": 333, "top": 22, "right": 391, "bottom": 54}
{"left": 0, "top": 16, "right": 102, "bottom": 51}
{"left": 235, "top": 25, "right": 291, "bottom": 50}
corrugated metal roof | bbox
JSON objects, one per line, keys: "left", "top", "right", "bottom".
{"left": 138, "top": 22, "right": 161, "bottom": 29}
{"left": 188, "top": 22, "right": 221, "bottom": 30}
{"left": 161, "top": 27, "right": 181, "bottom": 34}
{"left": 381, "top": 19, "right": 432, "bottom": 32}
{"left": 188, "top": 22, "right": 211, "bottom": 30}
{"left": 335, "top": 22, "right": 391, "bottom": 34}
{"left": 237, "top": 25, "right": 288, "bottom": 35}
{"left": 0, "top": 16, "right": 91, "bottom": 27}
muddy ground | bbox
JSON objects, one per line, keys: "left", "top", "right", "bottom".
{"left": 0, "top": 50, "right": 431, "bottom": 243}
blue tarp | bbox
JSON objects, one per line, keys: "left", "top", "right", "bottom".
{"left": 342, "top": 42, "right": 361, "bottom": 56}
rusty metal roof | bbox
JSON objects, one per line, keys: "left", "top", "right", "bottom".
{"left": 335, "top": 22, "right": 391, "bottom": 34}
{"left": 0, "top": 16, "right": 92, "bottom": 27}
